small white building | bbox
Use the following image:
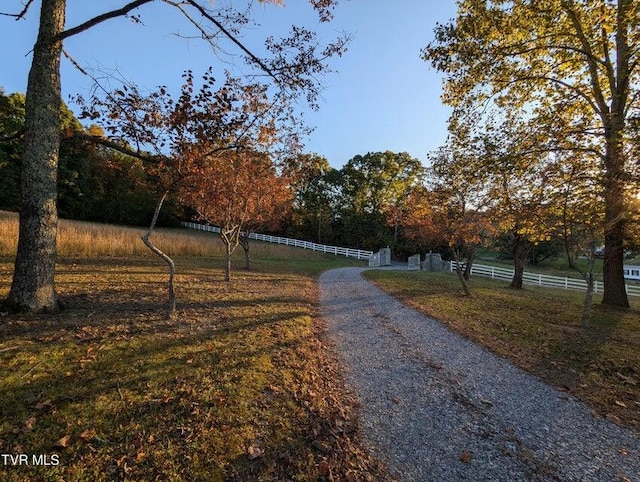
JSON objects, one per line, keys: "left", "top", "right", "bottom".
{"left": 624, "top": 265, "right": 640, "bottom": 280}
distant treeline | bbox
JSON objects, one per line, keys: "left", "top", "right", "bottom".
{"left": 0, "top": 90, "right": 181, "bottom": 227}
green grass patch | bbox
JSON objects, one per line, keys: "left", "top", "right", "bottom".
{"left": 363, "top": 269, "right": 640, "bottom": 432}
{"left": 0, "top": 248, "right": 384, "bottom": 481}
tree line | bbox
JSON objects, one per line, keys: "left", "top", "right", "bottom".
{"left": 2, "top": 84, "right": 639, "bottom": 314}
{"left": 0, "top": 90, "right": 177, "bottom": 226}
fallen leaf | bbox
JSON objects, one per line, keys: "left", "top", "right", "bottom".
{"left": 606, "top": 413, "right": 621, "bottom": 424}
{"left": 614, "top": 400, "right": 628, "bottom": 408}
{"left": 318, "top": 459, "right": 331, "bottom": 476}
{"left": 35, "top": 399, "right": 52, "bottom": 410}
{"left": 460, "top": 449, "right": 472, "bottom": 464}
{"left": 80, "top": 429, "right": 96, "bottom": 441}
{"left": 247, "top": 445, "right": 263, "bottom": 460}
{"left": 24, "top": 417, "right": 37, "bottom": 431}
{"left": 54, "top": 435, "right": 71, "bottom": 448}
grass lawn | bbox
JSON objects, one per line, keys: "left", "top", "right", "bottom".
{"left": 363, "top": 270, "right": 640, "bottom": 433}
{"left": 0, "top": 215, "right": 387, "bottom": 481}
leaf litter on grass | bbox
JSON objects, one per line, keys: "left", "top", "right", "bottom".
{"left": 0, "top": 256, "right": 389, "bottom": 481}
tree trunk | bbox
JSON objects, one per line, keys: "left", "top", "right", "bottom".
{"left": 239, "top": 235, "right": 251, "bottom": 270}
{"left": 601, "top": 133, "right": 630, "bottom": 308}
{"left": 6, "top": 0, "right": 65, "bottom": 312}
{"left": 600, "top": 1, "right": 631, "bottom": 309}
{"left": 141, "top": 191, "right": 176, "bottom": 320}
{"left": 463, "top": 244, "right": 476, "bottom": 281}
{"left": 221, "top": 228, "right": 239, "bottom": 282}
{"left": 582, "top": 272, "right": 595, "bottom": 328}
{"left": 510, "top": 234, "right": 527, "bottom": 290}
{"left": 224, "top": 241, "right": 232, "bottom": 282}
{"left": 454, "top": 248, "right": 471, "bottom": 296}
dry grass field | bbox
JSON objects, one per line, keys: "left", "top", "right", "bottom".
{"left": 0, "top": 211, "right": 331, "bottom": 260}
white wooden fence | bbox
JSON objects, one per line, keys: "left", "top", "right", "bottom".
{"left": 451, "top": 261, "right": 640, "bottom": 297}
{"left": 181, "top": 222, "right": 374, "bottom": 260}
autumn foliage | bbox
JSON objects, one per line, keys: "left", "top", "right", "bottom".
{"left": 179, "top": 148, "right": 292, "bottom": 280}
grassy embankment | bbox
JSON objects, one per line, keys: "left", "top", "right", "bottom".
{"left": 0, "top": 212, "right": 387, "bottom": 481}
{"left": 364, "top": 269, "right": 640, "bottom": 432}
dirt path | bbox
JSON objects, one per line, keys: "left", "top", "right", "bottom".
{"left": 319, "top": 267, "right": 640, "bottom": 481}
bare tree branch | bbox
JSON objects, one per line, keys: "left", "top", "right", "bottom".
{"left": 62, "top": 48, "right": 89, "bottom": 76}
{"left": 73, "top": 131, "right": 166, "bottom": 164}
{"left": 74, "top": 131, "right": 243, "bottom": 166}
{"left": 57, "top": 0, "right": 156, "bottom": 40}
{"left": 167, "top": 0, "right": 277, "bottom": 80}
{"left": 0, "top": 0, "right": 35, "bottom": 19}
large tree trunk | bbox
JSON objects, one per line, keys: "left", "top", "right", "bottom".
{"left": 601, "top": 124, "right": 630, "bottom": 309}
{"left": 600, "top": 1, "right": 631, "bottom": 309}
{"left": 510, "top": 233, "right": 527, "bottom": 290}
{"left": 6, "top": 0, "right": 65, "bottom": 312}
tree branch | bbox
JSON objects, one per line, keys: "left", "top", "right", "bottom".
{"left": 74, "top": 131, "right": 243, "bottom": 166}
{"left": 62, "top": 48, "right": 89, "bottom": 76}
{"left": 561, "top": 1, "right": 610, "bottom": 117}
{"left": 57, "top": 0, "right": 156, "bottom": 40}
{"left": 169, "top": 0, "right": 277, "bottom": 80}
{"left": 0, "top": 0, "right": 34, "bottom": 19}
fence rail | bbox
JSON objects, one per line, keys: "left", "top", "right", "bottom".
{"left": 452, "top": 261, "right": 640, "bottom": 297}
{"left": 181, "top": 222, "right": 373, "bottom": 260}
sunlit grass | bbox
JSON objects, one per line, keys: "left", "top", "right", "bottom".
{"left": 0, "top": 213, "right": 382, "bottom": 481}
{"left": 364, "top": 269, "right": 640, "bottom": 432}
{"left": 0, "top": 210, "right": 359, "bottom": 263}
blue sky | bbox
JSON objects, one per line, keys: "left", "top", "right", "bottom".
{"left": 0, "top": 1, "right": 457, "bottom": 168}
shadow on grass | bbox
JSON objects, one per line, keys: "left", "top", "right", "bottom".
{"left": 533, "top": 299, "right": 640, "bottom": 431}
{"left": 0, "top": 305, "right": 353, "bottom": 481}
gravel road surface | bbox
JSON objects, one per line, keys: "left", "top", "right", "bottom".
{"left": 319, "top": 267, "right": 640, "bottom": 481}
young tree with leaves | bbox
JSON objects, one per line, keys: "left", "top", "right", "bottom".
{"left": 426, "top": 145, "right": 492, "bottom": 293}
{"left": 179, "top": 149, "right": 290, "bottom": 281}
{"left": 552, "top": 154, "right": 605, "bottom": 327}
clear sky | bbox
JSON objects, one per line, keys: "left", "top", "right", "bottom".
{"left": 0, "top": 1, "right": 457, "bottom": 168}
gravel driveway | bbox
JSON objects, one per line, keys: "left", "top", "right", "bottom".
{"left": 319, "top": 267, "right": 640, "bottom": 482}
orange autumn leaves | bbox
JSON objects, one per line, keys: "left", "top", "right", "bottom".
{"left": 179, "top": 148, "right": 292, "bottom": 236}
